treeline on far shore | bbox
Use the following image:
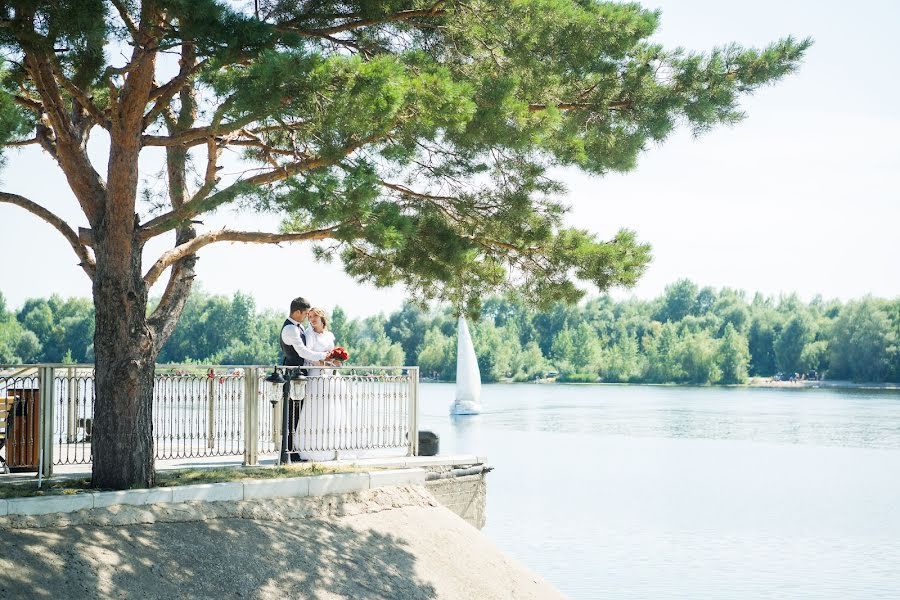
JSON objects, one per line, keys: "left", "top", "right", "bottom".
{"left": 1, "top": 280, "right": 898, "bottom": 385}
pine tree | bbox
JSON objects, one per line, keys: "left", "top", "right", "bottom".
{"left": 0, "top": 1, "right": 809, "bottom": 488}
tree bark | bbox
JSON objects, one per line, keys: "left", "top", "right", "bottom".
{"left": 90, "top": 232, "right": 157, "bottom": 489}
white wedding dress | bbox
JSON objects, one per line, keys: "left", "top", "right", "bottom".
{"left": 294, "top": 328, "right": 344, "bottom": 461}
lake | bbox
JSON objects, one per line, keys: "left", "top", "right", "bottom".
{"left": 418, "top": 383, "right": 900, "bottom": 599}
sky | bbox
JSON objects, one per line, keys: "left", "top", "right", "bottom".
{"left": 0, "top": 0, "right": 897, "bottom": 318}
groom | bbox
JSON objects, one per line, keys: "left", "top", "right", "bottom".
{"left": 280, "top": 296, "right": 330, "bottom": 459}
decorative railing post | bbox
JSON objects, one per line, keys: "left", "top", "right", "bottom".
{"left": 243, "top": 368, "right": 259, "bottom": 466}
{"left": 38, "top": 365, "right": 55, "bottom": 479}
{"left": 207, "top": 373, "right": 216, "bottom": 449}
{"left": 407, "top": 367, "right": 419, "bottom": 456}
{"left": 66, "top": 366, "right": 76, "bottom": 443}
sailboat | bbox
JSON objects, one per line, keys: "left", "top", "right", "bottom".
{"left": 450, "top": 316, "right": 483, "bottom": 415}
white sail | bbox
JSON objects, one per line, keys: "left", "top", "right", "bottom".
{"left": 451, "top": 316, "right": 483, "bottom": 415}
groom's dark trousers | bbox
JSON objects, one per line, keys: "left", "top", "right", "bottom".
{"left": 279, "top": 319, "right": 307, "bottom": 453}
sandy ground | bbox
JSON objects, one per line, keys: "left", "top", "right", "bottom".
{"left": 0, "top": 485, "right": 564, "bottom": 600}
{"left": 748, "top": 378, "right": 899, "bottom": 390}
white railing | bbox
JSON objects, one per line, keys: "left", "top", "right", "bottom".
{"left": 0, "top": 364, "right": 420, "bottom": 476}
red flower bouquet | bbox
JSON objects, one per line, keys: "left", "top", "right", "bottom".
{"left": 327, "top": 347, "right": 349, "bottom": 361}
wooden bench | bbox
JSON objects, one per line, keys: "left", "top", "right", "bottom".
{"left": 0, "top": 395, "right": 13, "bottom": 473}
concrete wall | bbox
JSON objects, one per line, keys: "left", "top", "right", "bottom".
{"left": 425, "top": 474, "right": 486, "bottom": 529}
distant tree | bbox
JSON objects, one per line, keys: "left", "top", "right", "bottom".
{"left": 533, "top": 304, "right": 576, "bottom": 357}
{"left": 416, "top": 326, "right": 455, "bottom": 380}
{"left": 473, "top": 320, "right": 515, "bottom": 382}
{"left": 644, "top": 321, "right": 683, "bottom": 382}
{"left": 602, "top": 332, "right": 644, "bottom": 383}
{"left": 696, "top": 286, "right": 717, "bottom": 315}
{"left": 550, "top": 325, "right": 575, "bottom": 372}
{"left": 828, "top": 299, "right": 892, "bottom": 382}
{"left": 328, "top": 306, "right": 358, "bottom": 350}
{"left": 799, "top": 340, "right": 828, "bottom": 374}
{"left": 350, "top": 332, "right": 406, "bottom": 368}
{"left": 655, "top": 279, "right": 699, "bottom": 322}
{"left": 775, "top": 313, "right": 815, "bottom": 374}
{"left": 569, "top": 322, "right": 602, "bottom": 374}
{"left": 513, "top": 340, "right": 549, "bottom": 381}
{"left": 718, "top": 323, "right": 750, "bottom": 384}
{"left": 18, "top": 299, "right": 53, "bottom": 347}
{"left": 677, "top": 331, "right": 721, "bottom": 384}
{"left": 713, "top": 289, "right": 750, "bottom": 335}
{"left": 748, "top": 311, "right": 781, "bottom": 376}
{"left": 385, "top": 304, "right": 428, "bottom": 365}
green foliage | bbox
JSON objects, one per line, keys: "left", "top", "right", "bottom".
{"left": 655, "top": 279, "right": 699, "bottom": 322}
{"left": 828, "top": 299, "right": 894, "bottom": 382}
{"left": 415, "top": 326, "right": 456, "bottom": 380}
{"left": 90, "top": 0, "right": 806, "bottom": 313}
{"left": 601, "top": 332, "right": 644, "bottom": 383}
{"left": 677, "top": 331, "right": 721, "bottom": 384}
{"left": 719, "top": 323, "right": 750, "bottom": 384}
{"left": 0, "top": 294, "right": 93, "bottom": 363}
{"left": 775, "top": 313, "right": 816, "bottom": 374}
{"left": 7, "top": 279, "right": 896, "bottom": 385}
{"left": 748, "top": 309, "right": 781, "bottom": 376}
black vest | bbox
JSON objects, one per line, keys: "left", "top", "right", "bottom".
{"left": 280, "top": 319, "right": 306, "bottom": 366}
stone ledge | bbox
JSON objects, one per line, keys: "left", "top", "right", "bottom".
{"left": 171, "top": 481, "right": 244, "bottom": 504}
{"left": 6, "top": 493, "right": 94, "bottom": 516}
{"left": 93, "top": 487, "right": 174, "bottom": 509}
{"left": 243, "top": 477, "right": 310, "bottom": 500}
{"left": 2, "top": 467, "right": 432, "bottom": 518}
{"left": 308, "top": 472, "right": 370, "bottom": 496}
{"left": 370, "top": 468, "right": 427, "bottom": 488}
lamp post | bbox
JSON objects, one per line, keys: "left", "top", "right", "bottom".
{"left": 265, "top": 366, "right": 306, "bottom": 465}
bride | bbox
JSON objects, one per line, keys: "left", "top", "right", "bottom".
{"left": 295, "top": 308, "right": 344, "bottom": 461}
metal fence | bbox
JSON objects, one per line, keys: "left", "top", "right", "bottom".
{"left": 0, "top": 364, "right": 419, "bottom": 476}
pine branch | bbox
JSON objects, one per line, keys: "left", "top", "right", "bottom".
{"left": 22, "top": 52, "right": 105, "bottom": 224}
{"left": 142, "top": 224, "right": 345, "bottom": 286}
{"left": 528, "top": 100, "right": 632, "bottom": 112}
{"left": 279, "top": 3, "right": 447, "bottom": 37}
{"left": 139, "top": 131, "right": 384, "bottom": 240}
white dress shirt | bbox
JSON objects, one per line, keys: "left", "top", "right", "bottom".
{"left": 281, "top": 318, "right": 328, "bottom": 362}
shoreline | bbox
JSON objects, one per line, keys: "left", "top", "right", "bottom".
{"left": 745, "top": 378, "right": 900, "bottom": 391}
{"left": 422, "top": 378, "right": 900, "bottom": 391}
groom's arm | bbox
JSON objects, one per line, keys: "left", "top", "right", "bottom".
{"left": 281, "top": 326, "right": 328, "bottom": 362}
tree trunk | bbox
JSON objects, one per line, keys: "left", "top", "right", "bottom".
{"left": 90, "top": 234, "right": 157, "bottom": 489}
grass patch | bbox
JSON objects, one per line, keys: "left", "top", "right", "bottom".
{"left": 156, "top": 463, "right": 354, "bottom": 487}
{"left": 0, "top": 477, "right": 92, "bottom": 499}
{"left": 0, "top": 463, "right": 358, "bottom": 499}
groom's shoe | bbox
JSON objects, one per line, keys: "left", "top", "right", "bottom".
{"left": 287, "top": 452, "right": 303, "bottom": 462}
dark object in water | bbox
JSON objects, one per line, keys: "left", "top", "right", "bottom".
{"left": 418, "top": 430, "right": 439, "bottom": 456}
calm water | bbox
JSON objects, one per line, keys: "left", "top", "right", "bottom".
{"left": 418, "top": 383, "right": 900, "bottom": 599}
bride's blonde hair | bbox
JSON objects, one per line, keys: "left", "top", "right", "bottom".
{"left": 309, "top": 308, "right": 328, "bottom": 330}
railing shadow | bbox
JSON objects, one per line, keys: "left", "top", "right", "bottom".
{"left": 0, "top": 505, "right": 438, "bottom": 599}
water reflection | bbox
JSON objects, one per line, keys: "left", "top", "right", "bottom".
{"left": 420, "top": 383, "right": 900, "bottom": 599}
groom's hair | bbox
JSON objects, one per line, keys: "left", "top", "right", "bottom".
{"left": 290, "top": 297, "right": 311, "bottom": 313}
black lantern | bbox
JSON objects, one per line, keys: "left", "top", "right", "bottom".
{"left": 264, "top": 368, "right": 285, "bottom": 407}
{"left": 265, "top": 366, "right": 307, "bottom": 465}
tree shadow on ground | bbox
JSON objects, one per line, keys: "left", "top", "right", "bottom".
{"left": 0, "top": 502, "right": 438, "bottom": 599}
